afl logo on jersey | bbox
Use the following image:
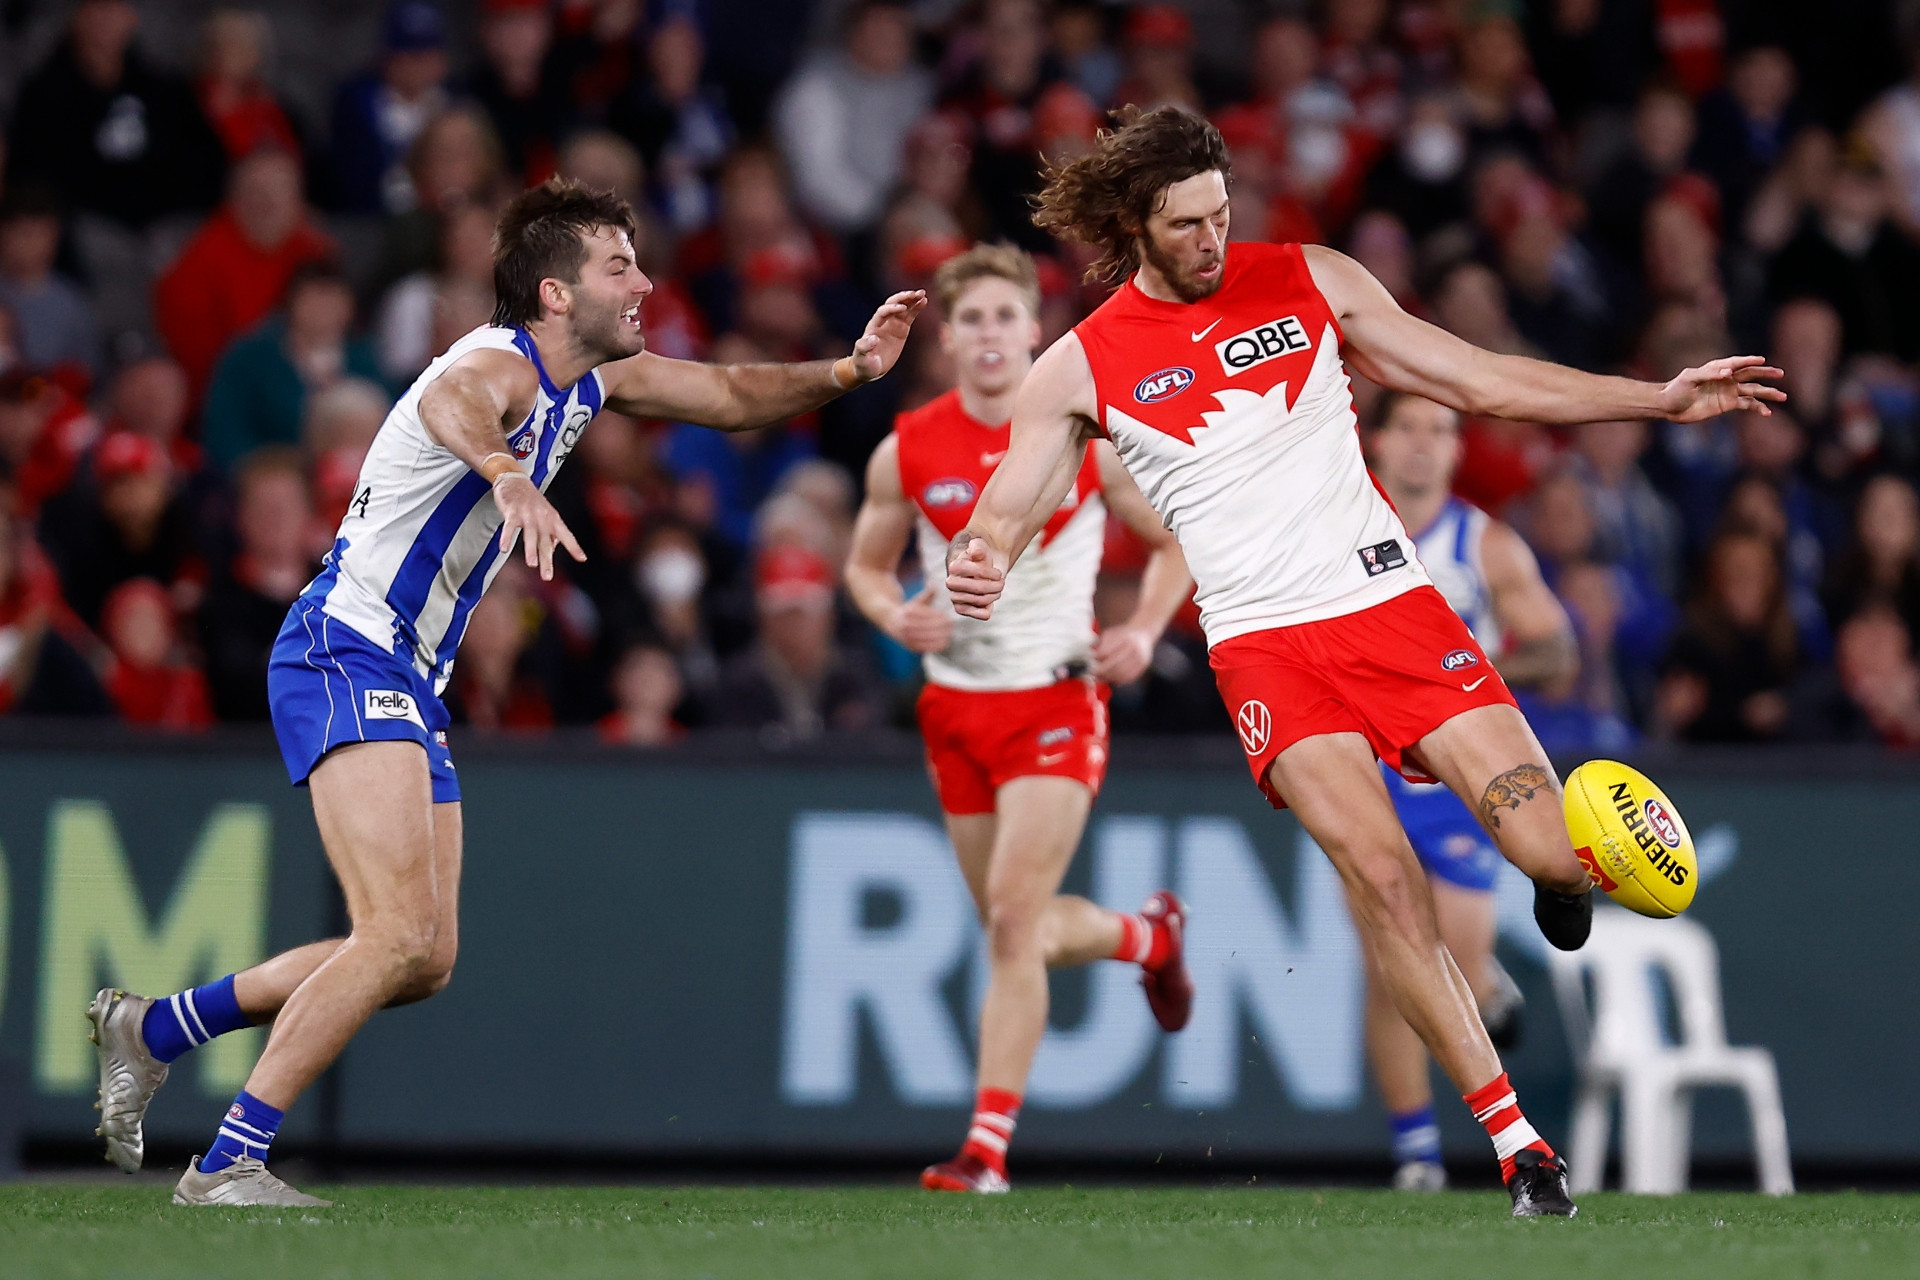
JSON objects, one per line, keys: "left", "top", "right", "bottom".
{"left": 506, "top": 424, "right": 536, "bottom": 460}
{"left": 1440, "top": 649, "right": 1479, "bottom": 671}
{"left": 923, "top": 478, "right": 977, "bottom": 508}
{"left": 1134, "top": 366, "right": 1195, "bottom": 404}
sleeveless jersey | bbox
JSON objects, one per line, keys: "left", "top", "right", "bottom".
{"left": 1409, "top": 496, "right": 1503, "bottom": 654}
{"left": 895, "top": 388, "right": 1104, "bottom": 692}
{"left": 305, "top": 325, "right": 604, "bottom": 692}
{"left": 1074, "top": 240, "right": 1427, "bottom": 646}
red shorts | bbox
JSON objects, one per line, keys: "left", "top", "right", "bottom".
{"left": 1208, "top": 585, "right": 1517, "bottom": 809}
{"left": 916, "top": 678, "right": 1110, "bottom": 816}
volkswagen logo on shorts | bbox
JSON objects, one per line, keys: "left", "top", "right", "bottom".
{"left": 1134, "top": 366, "right": 1195, "bottom": 404}
{"left": 1440, "top": 649, "right": 1479, "bottom": 671}
{"left": 922, "top": 478, "right": 977, "bottom": 508}
{"left": 1236, "top": 699, "right": 1272, "bottom": 755}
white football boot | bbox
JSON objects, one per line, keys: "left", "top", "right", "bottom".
{"left": 1392, "top": 1160, "right": 1448, "bottom": 1192}
{"left": 173, "top": 1156, "right": 333, "bottom": 1207}
{"left": 87, "top": 987, "right": 169, "bottom": 1173}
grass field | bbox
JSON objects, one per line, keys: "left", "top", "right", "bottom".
{"left": 3, "top": 1182, "right": 1913, "bottom": 1279}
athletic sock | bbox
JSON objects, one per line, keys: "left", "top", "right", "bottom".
{"left": 1390, "top": 1104, "right": 1443, "bottom": 1168}
{"left": 959, "top": 1087, "right": 1021, "bottom": 1176}
{"left": 1111, "top": 914, "right": 1174, "bottom": 970}
{"left": 141, "top": 975, "right": 251, "bottom": 1064}
{"left": 1464, "top": 1072, "right": 1554, "bottom": 1182}
{"left": 199, "top": 1090, "right": 283, "bottom": 1175}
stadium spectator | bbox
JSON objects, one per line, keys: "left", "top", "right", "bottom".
{"left": 201, "top": 262, "right": 381, "bottom": 473}
{"left": 1767, "top": 145, "right": 1920, "bottom": 361}
{"left": 1586, "top": 84, "right": 1701, "bottom": 281}
{"left": 1694, "top": 46, "right": 1804, "bottom": 229}
{"left": 1453, "top": 10, "right": 1554, "bottom": 164}
{"left": 1112, "top": 4, "right": 1200, "bottom": 113}
{"left": 1214, "top": 14, "right": 1363, "bottom": 229}
{"left": 610, "top": 13, "right": 736, "bottom": 235}
{"left": 1566, "top": 419, "right": 1684, "bottom": 598}
{"left": 0, "top": 507, "right": 110, "bottom": 718}
{"left": 99, "top": 576, "right": 212, "bottom": 729}
{"left": 633, "top": 523, "right": 724, "bottom": 699}
{"left": 37, "top": 431, "right": 198, "bottom": 631}
{"left": 328, "top": 0, "right": 452, "bottom": 216}
{"left": 3, "top": 0, "right": 225, "bottom": 342}
{"left": 598, "top": 641, "right": 687, "bottom": 745}
{"left": 550, "top": 0, "right": 648, "bottom": 128}
{"left": 376, "top": 202, "right": 496, "bottom": 383}
{"left": 1048, "top": 0, "right": 1121, "bottom": 108}
{"left": 938, "top": 0, "right": 1058, "bottom": 249}
{"left": 877, "top": 112, "right": 974, "bottom": 295}
{"left": 446, "top": 560, "right": 554, "bottom": 731}
{"left": 708, "top": 543, "right": 883, "bottom": 740}
{"left": 301, "top": 376, "right": 390, "bottom": 462}
{"left": 1825, "top": 473, "right": 1920, "bottom": 635}
{"left": 1656, "top": 530, "right": 1804, "bottom": 743}
{"left": 1771, "top": 298, "right": 1843, "bottom": 429}
{"left": 774, "top": 0, "right": 933, "bottom": 236}
{"left": 1362, "top": 89, "right": 1471, "bottom": 240}
{"left": 468, "top": 0, "right": 569, "bottom": 188}
{"left": 0, "top": 371, "right": 102, "bottom": 520}
{"left": 373, "top": 105, "right": 509, "bottom": 293}
{"left": 194, "top": 9, "right": 302, "bottom": 164}
{"left": 1831, "top": 605, "right": 1920, "bottom": 746}
{"left": 0, "top": 186, "right": 100, "bottom": 378}
{"left": 1320, "top": 0, "right": 1402, "bottom": 140}
{"left": 198, "top": 448, "right": 317, "bottom": 722}
{"left": 154, "top": 148, "right": 335, "bottom": 398}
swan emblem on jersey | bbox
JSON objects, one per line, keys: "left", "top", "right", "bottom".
{"left": 1104, "top": 320, "right": 1341, "bottom": 450}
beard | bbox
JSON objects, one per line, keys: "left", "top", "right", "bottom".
{"left": 1140, "top": 235, "right": 1224, "bottom": 304}
{"left": 574, "top": 295, "right": 647, "bottom": 364}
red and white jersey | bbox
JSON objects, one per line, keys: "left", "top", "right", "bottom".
{"left": 1075, "top": 240, "right": 1428, "bottom": 647}
{"left": 896, "top": 389, "right": 1104, "bottom": 692}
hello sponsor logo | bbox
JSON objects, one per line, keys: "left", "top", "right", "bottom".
{"left": 365, "top": 689, "right": 427, "bottom": 729}
{"left": 1215, "top": 314, "right": 1311, "bottom": 376}
{"left": 1134, "top": 366, "right": 1195, "bottom": 404}
{"left": 922, "top": 478, "right": 977, "bottom": 508}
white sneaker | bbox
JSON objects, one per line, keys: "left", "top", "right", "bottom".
{"left": 173, "top": 1156, "right": 332, "bottom": 1207}
{"left": 1392, "top": 1160, "right": 1448, "bottom": 1192}
{"left": 87, "top": 988, "right": 168, "bottom": 1173}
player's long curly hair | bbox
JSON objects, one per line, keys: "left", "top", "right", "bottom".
{"left": 492, "top": 179, "right": 639, "bottom": 328}
{"left": 1033, "top": 105, "right": 1232, "bottom": 285}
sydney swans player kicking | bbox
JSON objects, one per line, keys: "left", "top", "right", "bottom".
{"left": 88, "top": 180, "right": 926, "bottom": 1206}
{"left": 1361, "top": 392, "right": 1578, "bottom": 1191}
{"left": 845, "top": 245, "right": 1195, "bottom": 1193}
{"left": 946, "top": 107, "right": 1784, "bottom": 1217}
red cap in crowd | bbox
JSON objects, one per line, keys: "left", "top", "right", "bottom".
{"left": 1125, "top": 4, "right": 1193, "bottom": 48}
{"left": 94, "top": 432, "right": 167, "bottom": 483}
{"left": 755, "top": 544, "right": 835, "bottom": 610}
{"left": 741, "top": 245, "right": 820, "bottom": 291}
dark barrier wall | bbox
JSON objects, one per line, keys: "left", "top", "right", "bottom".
{"left": 1, "top": 736, "right": 1916, "bottom": 1166}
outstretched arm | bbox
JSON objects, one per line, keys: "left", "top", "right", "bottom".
{"left": 1091, "top": 441, "right": 1192, "bottom": 683}
{"left": 418, "top": 348, "right": 584, "bottom": 580}
{"left": 945, "top": 333, "right": 1099, "bottom": 619}
{"left": 1480, "top": 520, "right": 1577, "bottom": 689}
{"left": 599, "top": 290, "right": 927, "bottom": 430}
{"left": 844, "top": 435, "right": 954, "bottom": 654}
{"left": 1304, "top": 246, "right": 1785, "bottom": 424}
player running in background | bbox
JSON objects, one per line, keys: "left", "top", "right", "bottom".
{"left": 845, "top": 244, "right": 1195, "bottom": 1194}
{"left": 945, "top": 107, "right": 1784, "bottom": 1217}
{"left": 88, "top": 179, "right": 926, "bottom": 1206}
{"left": 1361, "top": 391, "right": 1578, "bottom": 1191}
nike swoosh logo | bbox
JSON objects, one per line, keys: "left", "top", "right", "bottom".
{"left": 981, "top": 450, "right": 1007, "bottom": 466}
{"left": 1037, "top": 751, "right": 1070, "bottom": 765}
{"left": 1191, "top": 318, "right": 1222, "bottom": 342}
{"left": 1461, "top": 675, "right": 1489, "bottom": 692}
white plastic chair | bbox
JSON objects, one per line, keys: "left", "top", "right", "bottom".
{"left": 1548, "top": 908, "right": 1793, "bottom": 1195}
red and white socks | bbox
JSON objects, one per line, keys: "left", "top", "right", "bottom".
{"left": 960, "top": 1087, "right": 1021, "bottom": 1176}
{"left": 1464, "top": 1071, "right": 1556, "bottom": 1182}
{"left": 1112, "top": 912, "right": 1173, "bottom": 970}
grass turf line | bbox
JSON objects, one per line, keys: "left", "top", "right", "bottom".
{"left": 1, "top": 1184, "right": 1914, "bottom": 1280}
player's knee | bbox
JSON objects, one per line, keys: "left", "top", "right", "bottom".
{"left": 1350, "top": 851, "right": 1423, "bottom": 933}
{"left": 362, "top": 912, "right": 440, "bottom": 977}
{"left": 984, "top": 897, "right": 1043, "bottom": 963}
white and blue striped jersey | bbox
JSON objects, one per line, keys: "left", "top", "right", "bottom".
{"left": 302, "top": 325, "right": 604, "bottom": 693}
{"left": 1410, "top": 496, "right": 1502, "bottom": 655}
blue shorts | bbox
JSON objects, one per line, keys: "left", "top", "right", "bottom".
{"left": 1383, "top": 767, "right": 1499, "bottom": 892}
{"left": 268, "top": 598, "right": 461, "bottom": 804}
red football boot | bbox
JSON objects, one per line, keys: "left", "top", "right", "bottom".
{"left": 921, "top": 1151, "right": 1010, "bottom": 1194}
{"left": 1139, "top": 890, "right": 1193, "bottom": 1032}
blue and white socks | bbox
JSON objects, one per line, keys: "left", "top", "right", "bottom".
{"left": 200, "top": 1090, "right": 283, "bottom": 1174}
{"left": 141, "top": 975, "right": 252, "bottom": 1063}
{"left": 1391, "top": 1104, "right": 1443, "bottom": 1169}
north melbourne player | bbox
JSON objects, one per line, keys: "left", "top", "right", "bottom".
{"left": 88, "top": 179, "right": 926, "bottom": 1206}
{"left": 844, "top": 244, "right": 1194, "bottom": 1193}
{"left": 945, "top": 107, "right": 1784, "bottom": 1217}
{"left": 1361, "top": 392, "right": 1578, "bottom": 1191}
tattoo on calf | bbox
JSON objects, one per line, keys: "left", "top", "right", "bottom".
{"left": 1479, "top": 763, "right": 1552, "bottom": 830}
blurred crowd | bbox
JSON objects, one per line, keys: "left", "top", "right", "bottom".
{"left": 2, "top": 0, "right": 1920, "bottom": 751}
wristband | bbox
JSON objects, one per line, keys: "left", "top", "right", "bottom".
{"left": 832, "top": 356, "right": 863, "bottom": 391}
{"left": 479, "top": 451, "right": 521, "bottom": 485}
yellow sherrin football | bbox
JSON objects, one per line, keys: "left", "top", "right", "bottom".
{"left": 1561, "top": 760, "right": 1697, "bottom": 918}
